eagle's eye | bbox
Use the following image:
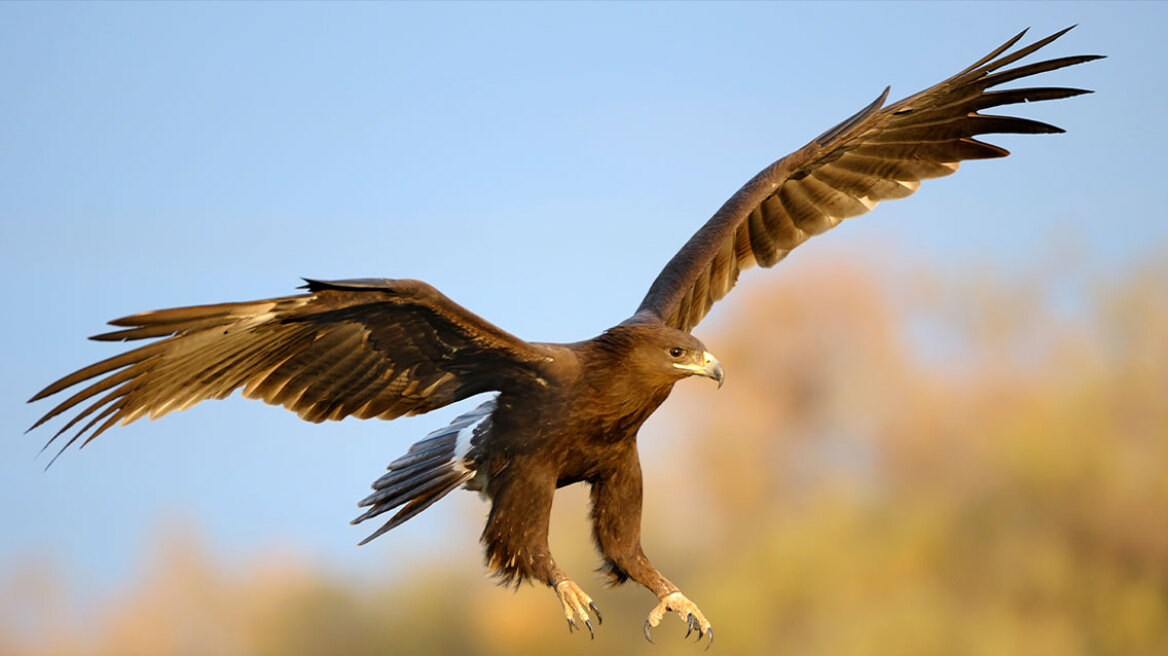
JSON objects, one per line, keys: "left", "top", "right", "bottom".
{"left": 669, "top": 347, "right": 685, "bottom": 358}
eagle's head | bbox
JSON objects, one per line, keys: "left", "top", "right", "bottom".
{"left": 592, "top": 324, "right": 724, "bottom": 389}
{"left": 652, "top": 330, "right": 723, "bottom": 388}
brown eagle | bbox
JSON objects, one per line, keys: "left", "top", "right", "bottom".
{"left": 28, "top": 28, "right": 1098, "bottom": 645}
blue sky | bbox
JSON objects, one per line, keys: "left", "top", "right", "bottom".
{"left": 1, "top": 2, "right": 1162, "bottom": 598}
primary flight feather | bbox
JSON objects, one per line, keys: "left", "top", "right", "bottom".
{"left": 29, "top": 28, "right": 1100, "bottom": 644}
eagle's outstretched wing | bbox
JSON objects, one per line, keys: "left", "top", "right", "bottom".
{"left": 628, "top": 27, "right": 1102, "bottom": 333}
{"left": 29, "top": 278, "right": 549, "bottom": 462}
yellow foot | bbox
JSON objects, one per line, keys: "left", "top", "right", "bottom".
{"left": 555, "top": 579, "right": 602, "bottom": 638}
{"left": 643, "top": 591, "right": 713, "bottom": 648}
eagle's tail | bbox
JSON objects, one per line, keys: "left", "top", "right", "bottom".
{"left": 351, "top": 397, "right": 495, "bottom": 545}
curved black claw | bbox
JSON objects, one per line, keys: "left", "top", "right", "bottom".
{"left": 643, "top": 619, "right": 655, "bottom": 644}
{"left": 590, "top": 601, "right": 603, "bottom": 625}
{"left": 564, "top": 616, "right": 595, "bottom": 639}
{"left": 685, "top": 612, "right": 696, "bottom": 639}
{"left": 705, "top": 627, "right": 714, "bottom": 650}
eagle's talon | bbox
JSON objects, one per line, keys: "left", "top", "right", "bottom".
{"left": 705, "top": 627, "right": 714, "bottom": 650}
{"left": 643, "top": 619, "right": 655, "bottom": 644}
{"left": 646, "top": 591, "right": 712, "bottom": 646}
{"left": 590, "top": 600, "right": 603, "bottom": 625}
{"left": 555, "top": 579, "right": 599, "bottom": 638}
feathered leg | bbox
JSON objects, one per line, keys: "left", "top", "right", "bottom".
{"left": 590, "top": 446, "right": 712, "bottom": 647}
{"left": 481, "top": 464, "right": 601, "bottom": 637}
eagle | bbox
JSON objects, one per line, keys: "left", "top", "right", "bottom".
{"left": 28, "top": 28, "right": 1098, "bottom": 645}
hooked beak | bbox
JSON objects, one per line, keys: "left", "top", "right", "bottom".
{"left": 674, "top": 351, "right": 725, "bottom": 389}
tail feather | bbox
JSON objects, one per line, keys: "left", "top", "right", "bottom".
{"left": 352, "top": 397, "right": 495, "bottom": 543}
{"left": 368, "top": 457, "right": 449, "bottom": 492}
{"left": 355, "top": 462, "right": 463, "bottom": 518}
{"left": 356, "top": 475, "right": 470, "bottom": 546}
{"left": 378, "top": 442, "right": 451, "bottom": 472}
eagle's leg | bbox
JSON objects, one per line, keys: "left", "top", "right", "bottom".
{"left": 481, "top": 467, "right": 601, "bottom": 636}
{"left": 590, "top": 447, "right": 713, "bottom": 647}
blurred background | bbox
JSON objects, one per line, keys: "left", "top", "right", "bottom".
{"left": 2, "top": 3, "right": 1165, "bottom": 655}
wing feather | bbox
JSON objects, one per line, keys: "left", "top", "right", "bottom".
{"left": 29, "top": 279, "right": 549, "bottom": 460}
{"left": 630, "top": 27, "right": 1101, "bottom": 331}
{"left": 746, "top": 205, "right": 782, "bottom": 266}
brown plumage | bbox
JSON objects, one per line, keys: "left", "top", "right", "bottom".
{"left": 28, "top": 28, "right": 1099, "bottom": 644}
